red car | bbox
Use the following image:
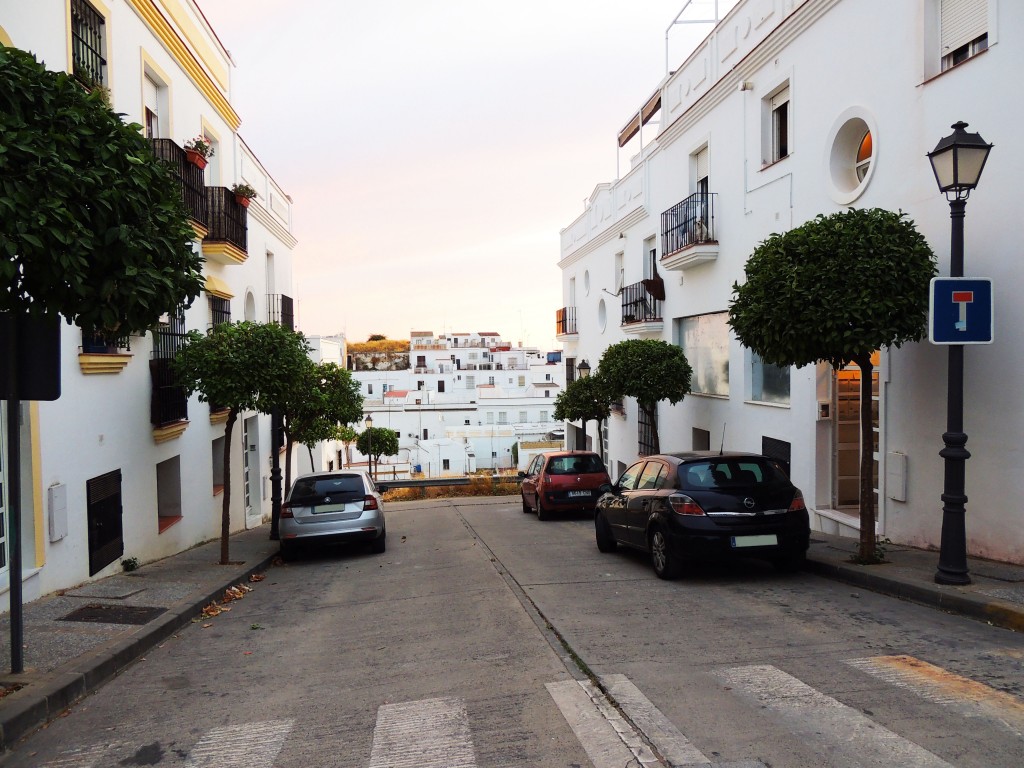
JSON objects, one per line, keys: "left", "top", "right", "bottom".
{"left": 519, "top": 451, "right": 611, "bottom": 520}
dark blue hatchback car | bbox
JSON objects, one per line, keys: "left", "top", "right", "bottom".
{"left": 594, "top": 451, "right": 809, "bottom": 578}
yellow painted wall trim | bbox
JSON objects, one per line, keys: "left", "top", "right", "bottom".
{"left": 209, "top": 408, "right": 230, "bottom": 425}
{"left": 30, "top": 403, "right": 44, "bottom": 568}
{"left": 191, "top": 220, "right": 209, "bottom": 240}
{"left": 202, "top": 241, "right": 247, "bottom": 265}
{"left": 203, "top": 273, "right": 234, "bottom": 299}
{"left": 0, "top": 24, "right": 13, "bottom": 46}
{"left": 153, "top": 421, "right": 189, "bottom": 444}
{"left": 124, "top": 0, "right": 240, "bottom": 130}
{"left": 156, "top": 0, "right": 229, "bottom": 92}
{"left": 79, "top": 353, "right": 133, "bottom": 374}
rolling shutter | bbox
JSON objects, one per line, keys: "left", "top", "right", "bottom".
{"left": 941, "top": 0, "right": 987, "bottom": 53}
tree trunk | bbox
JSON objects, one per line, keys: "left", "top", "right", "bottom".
{"left": 284, "top": 436, "right": 294, "bottom": 492}
{"left": 307, "top": 444, "right": 314, "bottom": 470}
{"left": 220, "top": 409, "right": 237, "bottom": 564}
{"left": 855, "top": 353, "right": 876, "bottom": 561}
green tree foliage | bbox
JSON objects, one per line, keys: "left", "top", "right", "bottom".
{"left": 356, "top": 427, "right": 399, "bottom": 480}
{"left": 554, "top": 374, "right": 614, "bottom": 452}
{"left": 173, "top": 322, "right": 312, "bottom": 563}
{"left": 728, "top": 207, "right": 936, "bottom": 561}
{"left": 0, "top": 47, "right": 202, "bottom": 339}
{"left": 337, "top": 425, "right": 359, "bottom": 468}
{"left": 284, "top": 362, "right": 364, "bottom": 486}
{"left": 598, "top": 339, "right": 692, "bottom": 454}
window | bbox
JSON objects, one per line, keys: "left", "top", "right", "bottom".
{"left": 826, "top": 110, "right": 877, "bottom": 205}
{"left": 674, "top": 312, "right": 730, "bottom": 396}
{"left": 638, "top": 409, "right": 657, "bottom": 456}
{"left": 540, "top": 410, "right": 548, "bottom": 422}
{"left": 751, "top": 352, "right": 790, "bottom": 404}
{"left": 466, "top": 375, "right": 475, "bottom": 389}
{"left": 940, "top": 0, "right": 988, "bottom": 71}
{"left": 498, "top": 411, "right": 508, "bottom": 425}
{"left": 150, "top": 307, "right": 188, "bottom": 426}
{"left": 855, "top": 129, "right": 873, "bottom": 182}
{"left": 212, "top": 437, "right": 225, "bottom": 495}
{"left": 443, "top": 459, "right": 450, "bottom": 471}
{"left": 71, "top": 0, "right": 106, "bottom": 87}
{"left": 438, "top": 380, "right": 445, "bottom": 393}
{"left": 518, "top": 375, "right": 526, "bottom": 386}
{"left": 486, "top": 412, "right": 494, "bottom": 425}
{"left": 488, "top": 376, "right": 495, "bottom": 385}
{"left": 368, "top": 384, "right": 373, "bottom": 395}
{"left": 765, "top": 85, "right": 790, "bottom": 163}
{"left": 519, "top": 411, "right": 528, "bottom": 423}
{"left": 692, "top": 428, "right": 711, "bottom": 451}
{"left": 156, "top": 456, "right": 182, "bottom": 533}
{"left": 143, "top": 75, "right": 168, "bottom": 139}
{"left": 209, "top": 296, "right": 230, "bottom": 329}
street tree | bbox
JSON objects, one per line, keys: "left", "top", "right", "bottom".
{"left": 554, "top": 374, "right": 613, "bottom": 454}
{"left": 284, "top": 362, "right": 364, "bottom": 487}
{"left": 0, "top": 47, "right": 202, "bottom": 340}
{"left": 598, "top": 339, "right": 692, "bottom": 454}
{"left": 356, "top": 427, "right": 399, "bottom": 481}
{"left": 338, "top": 426, "right": 359, "bottom": 468}
{"left": 173, "top": 322, "right": 312, "bottom": 563}
{"left": 728, "top": 207, "right": 936, "bottom": 562}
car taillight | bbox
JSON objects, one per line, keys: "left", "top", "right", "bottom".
{"left": 668, "top": 493, "right": 705, "bottom": 516}
{"left": 280, "top": 502, "right": 293, "bottom": 519}
{"left": 363, "top": 495, "right": 379, "bottom": 510}
{"left": 789, "top": 490, "right": 806, "bottom": 512}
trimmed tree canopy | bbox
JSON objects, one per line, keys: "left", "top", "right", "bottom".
{"left": 554, "top": 375, "right": 612, "bottom": 425}
{"left": 0, "top": 47, "right": 203, "bottom": 338}
{"left": 727, "top": 208, "right": 937, "bottom": 369}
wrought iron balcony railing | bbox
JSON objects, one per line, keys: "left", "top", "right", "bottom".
{"left": 206, "top": 186, "right": 248, "bottom": 254}
{"left": 151, "top": 138, "right": 208, "bottom": 229}
{"left": 556, "top": 306, "right": 577, "bottom": 336}
{"left": 661, "top": 191, "right": 717, "bottom": 256}
{"left": 268, "top": 293, "right": 294, "bottom": 330}
{"left": 620, "top": 281, "right": 662, "bottom": 325}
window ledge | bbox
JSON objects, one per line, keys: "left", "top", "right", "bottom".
{"left": 158, "top": 515, "right": 183, "bottom": 533}
{"left": 213, "top": 484, "right": 225, "bottom": 496}
{"left": 79, "top": 352, "right": 132, "bottom": 375}
{"left": 153, "top": 421, "right": 189, "bottom": 444}
{"left": 742, "top": 399, "right": 791, "bottom": 409}
{"left": 210, "top": 408, "right": 230, "bottom": 425}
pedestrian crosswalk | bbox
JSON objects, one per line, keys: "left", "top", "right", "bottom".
{"left": 32, "top": 654, "right": 1024, "bottom": 767}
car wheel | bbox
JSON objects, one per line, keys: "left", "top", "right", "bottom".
{"left": 772, "top": 550, "right": 805, "bottom": 573}
{"left": 650, "top": 527, "right": 681, "bottom": 580}
{"left": 370, "top": 529, "right": 387, "bottom": 554}
{"left": 536, "top": 494, "right": 549, "bottom": 521}
{"left": 522, "top": 493, "right": 532, "bottom": 513}
{"left": 279, "top": 540, "right": 298, "bottom": 562}
{"left": 595, "top": 512, "right": 617, "bottom": 553}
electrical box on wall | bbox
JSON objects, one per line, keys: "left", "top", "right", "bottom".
{"left": 817, "top": 400, "right": 831, "bottom": 420}
{"left": 48, "top": 483, "right": 68, "bottom": 542}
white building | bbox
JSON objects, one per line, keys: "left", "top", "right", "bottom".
{"left": 0, "top": 0, "right": 297, "bottom": 601}
{"left": 559, "top": 0, "right": 1022, "bottom": 563}
{"left": 354, "top": 331, "right": 565, "bottom": 476}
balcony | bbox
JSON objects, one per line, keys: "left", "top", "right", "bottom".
{"left": 151, "top": 138, "right": 208, "bottom": 238}
{"left": 661, "top": 191, "right": 719, "bottom": 270}
{"left": 268, "top": 293, "right": 294, "bottom": 330}
{"left": 620, "top": 280, "right": 663, "bottom": 336}
{"left": 555, "top": 306, "right": 578, "bottom": 340}
{"left": 202, "top": 187, "right": 248, "bottom": 265}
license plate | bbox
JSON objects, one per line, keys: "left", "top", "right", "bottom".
{"left": 731, "top": 534, "right": 778, "bottom": 548}
{"left": 567, "top": 490, "right": 591, "bottom": 498}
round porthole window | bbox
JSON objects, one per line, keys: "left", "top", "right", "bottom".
{"left": 825, "top": 108, "right": 878, "bottom": 205}
{"left": 597, "top": 298, "right": 607, "bottom": 333}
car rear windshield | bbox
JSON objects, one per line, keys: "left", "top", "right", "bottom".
{"left": 678, "top": 459, "right": 788, "bottom": 489}
{"left": 289, "top": 475, "right": 365, "bottom": 504}
{"left": 546, "top": 455, "right": 605, "bottom": 475}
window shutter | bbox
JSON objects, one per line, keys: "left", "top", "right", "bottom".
{"left": 695, "top": 147, "right": 709, "bottom": 182}
{"left": 143, "top": 76, "right": 159, "bottom": 112}
{"left": 771, "top": 86, "right": 790, "bottom": 110}
{"left": 941, "top": 0, "right": 987, "bottom": 53}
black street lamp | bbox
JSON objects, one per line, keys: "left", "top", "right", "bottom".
{"left": 576, "top": 358, "right": 591, "bottom": 378}
{"left": 927, "top": 121, "right": 993, "bottom": 586}
{"left": 365, "top": 413, "right": 374, "bottom": 482}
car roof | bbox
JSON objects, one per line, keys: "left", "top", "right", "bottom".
{"left": 654, "top": 451, "right": 774, "bottom": 464}
{"left": 293, "top": 470, "right": 370, "bottom": 481}
{"left": 540, "top": 450, "right": 601, "bottom": 458}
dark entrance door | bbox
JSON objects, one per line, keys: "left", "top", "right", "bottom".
{"left": 87, "top": 469, "right": 123, "bottom": 575}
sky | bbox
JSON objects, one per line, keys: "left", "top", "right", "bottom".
{"left": 195, "top": 1, "right": 736, "bottom": 351}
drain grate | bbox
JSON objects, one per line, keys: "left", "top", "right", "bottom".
{"left": 60, "top": 603, "right": 167, "bottom": 625}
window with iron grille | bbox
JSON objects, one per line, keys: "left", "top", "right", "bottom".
{"left": 638, "top": 408, "right": 657, "bottom": 457}
{"left": 150, "top": 308, "right": 188, "bottom": 426}
{"left": 209, "top": 296, "right": 231, "bottom": 329}
{"left": 71, "top": 0, "right": 106, "bottom": 87}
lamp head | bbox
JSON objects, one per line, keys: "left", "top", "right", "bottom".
{"left": 576, "top": 359, "right": 591, "bottom": 378}
{"left": 928, "top": 121, "right": 992, "bottom": 201}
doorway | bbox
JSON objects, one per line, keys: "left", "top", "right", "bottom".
{"left": 833, "top": 352, "right": 879, "bottom": 516}
{"left": 242, "top": 415, "right": 262, "bottom": 528}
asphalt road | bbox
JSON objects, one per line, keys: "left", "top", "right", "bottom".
{"left": 6, "top": 498, "right": 1024, "bottom": 767}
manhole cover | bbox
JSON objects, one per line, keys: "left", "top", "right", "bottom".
{"left": 59, "top": 603, "right": 166, "bottom": 625}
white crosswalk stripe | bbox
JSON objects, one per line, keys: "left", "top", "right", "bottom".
{"left": 184, "top": 719, "right": 293, "bottom": 768}
{"left": 716, "top": 664, "right": 956, "bottom": 768}
{"left": 38, "top": 741, "right": 128, "bottom": 768}
{"left": 367, "top": 696, "right": 477, "bottom": 768}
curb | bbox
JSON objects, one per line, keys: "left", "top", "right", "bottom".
{"left": 804, "top": 557, "right": 1024, "bottom": 633}
{"left": 0, "top": 552, "right": 279, "bottom": 751}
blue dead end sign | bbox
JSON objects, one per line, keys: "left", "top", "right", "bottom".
{"left": 929, "top": 277, "right": 994, "bottom": 345}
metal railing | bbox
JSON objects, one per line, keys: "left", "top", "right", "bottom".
{"left": 206, "top": 187, "right": 248, "bottom": 254}
{"left": 661, "top": 191, "right": 717, "bottom": 256}
{"left": 620, "top": 281, "right": 662, "bottom": 325}
{"left": 151, "top": 138, "right": 208, "bottom": 229}
{"left": 71, "top": 0, "right": 105, "bottom": 87}
{"left": 267, "top": 293, "right": 294, "bottom": 330}
{"left": 150, "top": 308, "right": 189, "bottom": 426}
{"left": 556, "top": 306, "right": 577, "bottom": 335}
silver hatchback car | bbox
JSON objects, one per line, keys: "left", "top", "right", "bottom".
{"left": 279, "top": 470, "right": 386, "bottom": 560}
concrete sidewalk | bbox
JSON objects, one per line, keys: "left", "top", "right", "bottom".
{"left": 0, "top": 514, "right": 1022, "bottom": 752}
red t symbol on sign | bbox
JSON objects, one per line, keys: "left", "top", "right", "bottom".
{"left": 952, "top": 291, "right": 974, "bottom": 331}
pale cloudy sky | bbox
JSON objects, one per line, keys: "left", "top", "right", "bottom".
{"left": 196, "top": 1, "right": 734, "bottom": 350}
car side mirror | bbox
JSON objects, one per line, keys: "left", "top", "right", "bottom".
{"left": 599, "top": 483, "right": 614, "bottom": 495}
{"left": 517, "top": 471, "right": 526, "bottom": 478}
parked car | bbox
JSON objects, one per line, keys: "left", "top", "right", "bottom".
{"left": 279, "top": 470, "right": 386, "bottom": 560}
{"left": 594, "top": 452, "right": 809, "bottom": 578}
{"left": 519, "top": 451, "right": 611, "bottom": 520}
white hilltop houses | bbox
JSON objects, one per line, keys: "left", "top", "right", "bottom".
{"left": 351, "top": 332, "right": 566, "bottom": 478}
{"left": 558, "top": 0, "right": 1023, "bottom": 565}
{"left": 0, "top": 0, "right": 297, "bottom": 600}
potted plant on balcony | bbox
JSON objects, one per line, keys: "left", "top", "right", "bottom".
{"left": 231, "top": 182, "right": 257, "bottom": 208}
{"left": 183, "top": 135, "right": 214, "bottom": 169}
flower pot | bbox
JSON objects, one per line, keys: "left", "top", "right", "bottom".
{"left": 235, "top": 194, "right": 250, "bottom": 208}
{"left": 185, "top": 149, "right": 208, "bottom": 169}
